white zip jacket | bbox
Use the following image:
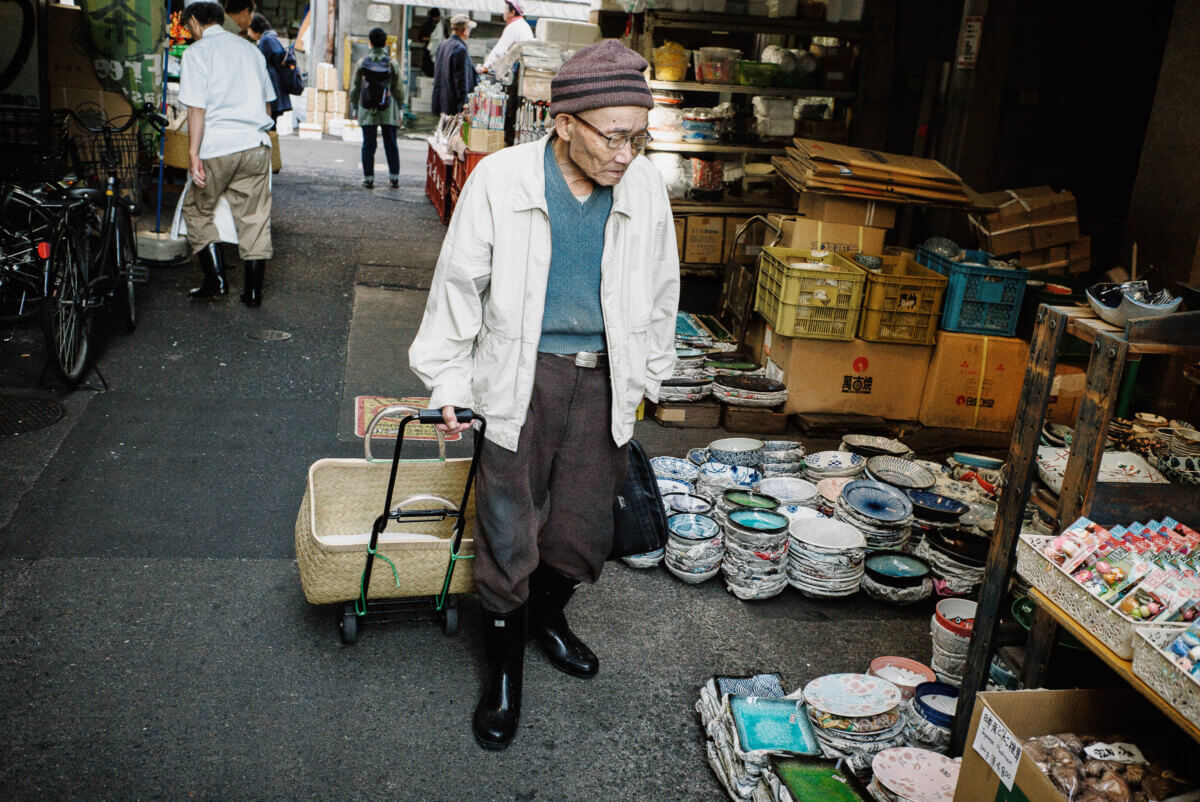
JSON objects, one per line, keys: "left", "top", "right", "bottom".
{"left": 409, "top": 135, "right": 680, "bottom": 452}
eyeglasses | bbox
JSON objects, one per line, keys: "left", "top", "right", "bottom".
{"left": 571, "top": 115, "right": 652, "bottom": 151}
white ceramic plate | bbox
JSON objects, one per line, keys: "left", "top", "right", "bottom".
{"left": 1036, "top": 446, "right": 1167, "bottom": 495}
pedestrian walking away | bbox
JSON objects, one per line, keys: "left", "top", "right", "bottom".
{"left": 349, "top": 27, "right": 403, "bottom": 189}
{"left": 248, "top": 13, "right": 294, "bottom": 121}
{"left": 479, "top": 1, "right": 534, "bottom": 76}
{"left": 409, "top": 39, "right": 679, "bottom": 751}
{"left": 417, "top": 8, "right": 443, "bottom": 78}
{"left": 222, "top": 0, "right": 254, "bottom": 35}
{"left": 431, "top": 14, "right": 478, "bottom": 118}
{"left": 178, "top": 0, "right": 276, "bottom": 307}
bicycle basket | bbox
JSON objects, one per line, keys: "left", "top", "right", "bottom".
{"left": 70, "top": 130, "right": 159, "bottom": 200}
{"left": 0, "top": 110, "right": 71, "bottom": 183}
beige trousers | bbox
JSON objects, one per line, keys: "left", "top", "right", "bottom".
{"left": 182, "top": 145, "right": 273, "bottom": 260}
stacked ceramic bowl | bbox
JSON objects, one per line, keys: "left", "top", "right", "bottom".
{"left": 786, "top": 518, "right": 867, "bottom": 598}
{"left": 756, "top": 476, "right": 819, "bottom": 507}
{"left": 815, "top": 477, "right": 854, "bottom": 515}
{"left": 714, "top": 488, "right": 779, "bottom": 527}
{"left": 662, "top": 491, "right": 715, "bottom": 518}
{"left": 760, "top": 440, "right": 806, "bottom": 477}
{"left": 673, "top": 346, "right": 708, "bottom": 373}
{"left": 712, "top": 374, "right": 788, "bottom": 408}
{"left": 704, "top": 353, "right": 761, "bottom": 378}
{"left": 905, "top": 490, "right": 968, "bottom": 555}
{"left": 802, "top": 674, "right": 906, "bottom": 777}
{"left": 665, "top": 513, "right": 723, "bottom": 584}
{"left": 722, "top": 508, "right": 792, "bottom": 600}
{"left": 836, "top": 480, "right": 914, "bottom": 551}
{"left": 916, "top": 528, "right": 988, "bottom": 596}
{"left": 695, "top": 462, "right": 762, "bottom": 500}
{"left": 865, "top": 456, "right": 936, "bottom": 491}
{"left": 658, "top": 376, "right": 712, "bottom": 403}
{"left": 840, "top": 434, "right": 912, "bottom": 459}
{"left": 803, "top": 451, "right": 866, "bottom": 482}
{"left": 650, "top": 456, "right": 700, "bottom": 485}
{"left": 902, "top": 682, "right": 959, "bottom": 754}
{"left": 867, "top": 657, "right": 936, "bottom": 701}
{"left": 869, "top": 747, "right": 960, "bottom": 802}
{"left": 861, "top": 551, "right": 933, "bottom": 604}
{"left": 929, "top": 599, "right": 975, "bottom": 685}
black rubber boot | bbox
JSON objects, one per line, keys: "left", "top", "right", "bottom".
{"left": 189, "top": 243, "right": 228, "bottom": 299}
{"left": 241, "top": 259, "right": 265, "bottom": 308}
{"left": 473, "top": 605, "right": 526, "bottom": 750}
{"left": 529, "top": 564, "right": 598, "bottom": 678}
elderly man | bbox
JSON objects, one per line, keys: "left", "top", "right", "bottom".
{"left": 179, "top": 0, "right": 276, "bottom": 307}
{"left": 431, "top": 14, "right": 478, "bottom": 117}
{"left": 479, "top": 0, "right": 534, "bottom": 75}
{"left": 410, "top": 40, "right": 679, "bottom": 750}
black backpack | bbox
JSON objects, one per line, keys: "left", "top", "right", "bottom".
{"left": 279, "top": 43, "right": 305, "bottom": 96}
{"left": 359, "top": 57, "right": 392, "bottom": 110}
{"left": 610, "top": 439, "right": 669, "bottom": 560}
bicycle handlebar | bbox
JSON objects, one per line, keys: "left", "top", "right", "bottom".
{"left": 56, "top": 103, "right": 168, "bottom": 134}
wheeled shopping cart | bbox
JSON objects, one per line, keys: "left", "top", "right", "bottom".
{"left": 295, "top": 406, "right": 481, "bottom": 644}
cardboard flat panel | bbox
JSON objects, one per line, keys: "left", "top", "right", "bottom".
{"left": 768, "top": 214, "right": 886, "bottom": 256}
{"left": 684, "top": 216, "right": 725, "bottom": 264}
{"left": 795, "top": 192, "right": 898, "bottom": 229}
{"left": 918, "top": 331, "right": 1029, "bottom": 432}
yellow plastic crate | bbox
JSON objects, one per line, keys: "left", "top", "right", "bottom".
{"left": 753, "top": 247, "right": 867, "bottom": 340}
{"left": 857, "top": 255, "right": 948, "bottom": 345}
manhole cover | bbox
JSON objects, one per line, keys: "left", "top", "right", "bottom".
{"left": 0, "top": 394, "right": 65, "bottom": 435}
{"left": 247, "top": 329, "right": 292, "bottom": 341}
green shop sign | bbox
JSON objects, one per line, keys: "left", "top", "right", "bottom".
{"left": 81, "top": 0, "right": 165, "bottom": 106}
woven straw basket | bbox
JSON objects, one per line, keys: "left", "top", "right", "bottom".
{"left": 295, "top": 454, "right": 476, "bottom": 605}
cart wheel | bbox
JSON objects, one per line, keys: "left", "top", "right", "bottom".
{"left": 338, "top": 603, "right": 360, "bottom": 645}
{"left": 441, "top": 596, "right": 459, "bottom": 636}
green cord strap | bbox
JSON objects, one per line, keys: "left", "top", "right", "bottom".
{"left": 355, "top": 544, "right": 402, "bottom": 617}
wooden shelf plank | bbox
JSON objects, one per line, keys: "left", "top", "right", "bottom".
{"left": 647, "top": 79, "right": 854, "bottom": 99}
{"left": 1050, "top": 305, "right": 1200, "bottom": 356}
{"left": 1028, "top": 589, "right": 1200, "bottom": 745}
{"left": 669, "top": 200, "right": 791, "bottom": 215}
{"left": 646, "top": 141, "right": 786, "bottom": 155}
{"left": 646, "top": 10, "right": 867, "bottom": 39}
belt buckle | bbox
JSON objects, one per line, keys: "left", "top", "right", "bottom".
{"left": 575, "top": 351, "right": 598, "bottom": 369}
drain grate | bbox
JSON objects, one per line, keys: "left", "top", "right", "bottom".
{"left": 0, "top": 394, "right": 65, "bottom": 435}
{"left": 247, "top": 329, "right": 292, "bottom": 341}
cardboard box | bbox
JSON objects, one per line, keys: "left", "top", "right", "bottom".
{"left": 305, "top": 88, "right": 318, "bottom": 112}
{"left": 918, "top": 331, "right": 1029, "bottom": 432}
{"left": 981, "top": 226, "right": 1035, "bottom": 256}
{"left": 747, "top": 321, "right": 932, "bottom": 420}
{"left": 955, "top": 688, "right": 1190, "bottom": 802}
{"left": 330, "top": 90, "right": 349, "bottom": 115}
{"left": 974, "top": 186, "right": 1076, "bottom": 230}
{"left": 315, "top": 62, "right": 339, "bottom": 91}
{"left": 721, "top": 403, "right": 788, "bottom": 434}
{"left": 311, "top": 111, "right": 328, "bottom": 131}
{"left": 1046, "top": 364, "right": 1084, "bottom": 426}
{"left": 684, "top": 216, "right": 725, "bottom": 264}
{"left": 652, "top": 399, "right": 721, "bottom": 428}
{"left": 673, "top": 218, "right": 685, "bottom": 261}
{"left": 47, "top": 5, "right": 101, "bottom": 91}
{"left": 1032, "top": 219, "right": 1081, "bottom": 250}
{"left": 795, "top": 192, "right": 898, "bottom": 229}
{"left": 768, "top": 214, "right": 886, "bottom": 257}
{"left": 466, "top": 127, "right": 504, "bottom": 154}
{"left": 297, "top": 123, "right": 323, "bottom": 140}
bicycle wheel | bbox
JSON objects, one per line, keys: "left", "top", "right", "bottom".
{"left": 113, "top": 205, "right": 137, "bottom": 332}
{"left": 41, "top": 225, "right": 92, "bottom": 387}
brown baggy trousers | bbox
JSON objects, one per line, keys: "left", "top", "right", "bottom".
{"left": 472, "top": 353, "right": 630, "bottom": 613}
{"left": 181, "top": 145, "right": 273, "bottom": 260}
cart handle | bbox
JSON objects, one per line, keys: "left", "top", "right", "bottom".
{"left": 418, "top": 407, "right": 475, "bottom": 425}
{"left": 389, "top": 493, "right": 460, "bottom": 519}
{"left": 364, "top": 404, "right": 446, "bottom": 463}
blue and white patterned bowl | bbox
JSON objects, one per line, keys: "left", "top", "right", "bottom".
{"left": 663, "top": 493, "right": 715, "bottom": 515}
{"left": 667, "top": 512, "right": 720, "bottom": 541}
{"left": 841, "top": 480, "right": 913, "bottom": 523}
{"left": 656, "top": 477, "right": 693, "bottom": 498}
{"left": 688, "top": 448, "right": 711, "bottom": 466}
{"left": 866, "top": 455, "right": 936, "bottom": 490}
{"left": 698, "top": 461, "right": 761, "bottom": 487}
{"left": 803, "top": 451, "right": 866, "bottom": 478}
{"left": 756, "top": 477, "right": 818, "bottom": 505}
{"left": 650, "top": 456, "right": 700, "bottom": 482}
{"left": 708, "top": 437, "right": 765, "bottom": 467}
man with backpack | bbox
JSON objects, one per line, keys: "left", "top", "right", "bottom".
{"left": 248, "top": 13, "right": 298, "bottom": 121}
{"left": 349, "top": 27, "right": 403, "bottom": 188}
{"left": 431, "top": 14, "right": 477, "bottom": 118}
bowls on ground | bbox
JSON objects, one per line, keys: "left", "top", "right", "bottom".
{"left": 722, "top": 488, "right": 780, "bottom": 511}
{"left": 866, "top": 456, "right": 936, "bottom": 490}
{"left": 841, "top": 434, "right": 911, "bottom": 458}
{"left": 868, "top": 657, "right": 937, "bottom": 700}
{"left": 804, "top": 450, "right": 866, "bottom": 479}
{"left": 697, "top": 461, "right": 762, "bottom": 488}
{"left": 651, "top": 456, "right": 700, "bottom": 482}
{"left": 934, "top": 598, "right": 976, "bottom": 638}
{"left": 950, "top": 452, "right": 1003, "bottom": 470}
{"left": 912, "top": 682, "right": 960, "bottom": 728}
{"left": 841, "top": 480, "right": 913, "bottom": 523}
{"left": 656, "top": 477, "right": 692, "bottom": 497}
{"left": 662, "top": 492, "right": 715, "bottom": 515}
{"left": 708, "top": 437, "right": 765, "bottom": 467}
{"left": 905, "top": 490, "right": 968, "bottom": 523}
{"left": 667, "top": 512, "right": 720, "bottom": 541}
{"left": 864, "top": 551, "right": 931, "bottom": 588}
{"left": 756, "top": 477, "right": 818, "bottom": 505}
{"left": 925, "top": 527, "right": 989, "bottom": 565}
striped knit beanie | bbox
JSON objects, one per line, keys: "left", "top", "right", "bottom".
{"left": 549, "top": 40, "right": 654, "bottom": 117}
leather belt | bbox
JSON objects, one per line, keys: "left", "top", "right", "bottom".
{"left": 553, "top": 351, "right": 607, "bottom": 368}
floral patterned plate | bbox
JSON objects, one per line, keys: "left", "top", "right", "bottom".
{"left": 805, "top": 451, "right": 867, "bottom": 471}
{"left": 1036, "top": 446, "right": 1167, "bottom": 495}
{"left": 871, "top": 747, "right": 960, "bottom": 802}
{"left": 802, "top": 673, "right": 901, "bottom": 718}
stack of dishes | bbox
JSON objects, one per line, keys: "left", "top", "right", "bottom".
{"left": 861, "top": 551, "right": 933, "bottom": 604}
{"left": 865, "top": 456, "right": 936, "bottom": 490}
{"left": 673, "top": 346, "right": 708, "bottom": 373}
{"left": 903, "top": 682, "right": 959, "bottom": 754}
{"left": 651, "top": 456, "right": 700, "bottom": 484}
{"left": 803, "top": 451, "right": 866, "bottom": 482}
{"left": 776, "top": 504, "right": 825, "bottom": 526}
{"left": 836, "top": 480, "right": 914, "bottom": 551}
{"left": 656, "top": 476, "right": 692, "bottom": 498}
{"left": 786, "top": 518, "right": 867, "bottom": 598}
{"left": 715, "top": 488, "right": 779, "bottom": 526}
{"left": 722, "top": 509, "right": 791, "bottom": 600}
{"left": 867, "top": 657, "right": 936, "bottom": 701}
{"left": 905, "top": 490, "right": 968, "bottom": 553}
{"left": 756, "top": 477, "right": 819, "bottom": 507}
{"left": 760, "top": 440, "right": 806, "bottom": 478}
{"left": 869, "top": 747, "right": 960, "bottom": 801}
{"left": 840, "top": 434, "right": 912, "bottom": 458}
{"left": 816, "top": 477, "right": 855, "bottom": 509}
{"left": 662, "top": 492, "right": 715, "bottom": 517}
{"left": 713, "top": 375, "right": 788, "bottom": 408}
{"left": 916, "top": 528, "right": 987, "bottom": 596}
{"left": 704, "top": 353, "right": 760, "bottom": 377}
{"left": 929, "top": 599, "right": 975, "bottom": 684}
{"left": 695, "top": 461, "right": 762, "bottom": 500}
{"left": 801, "top": 674, "right": 906, "bottom": 777}
{"left": 665, "top": 513, "right": 723, "bottom": 584}
{"left": 659, "top": 376, "right": 713, "bottom": 403}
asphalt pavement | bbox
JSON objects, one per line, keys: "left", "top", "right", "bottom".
{"left": 0, "top": 135, "right": 935, "bottom": 800}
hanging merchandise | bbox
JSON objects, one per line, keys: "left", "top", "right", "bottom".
{"left": 514, "top": 98, "right": 551, "bottom": 144}
{"left": 83, "top": 0, "right": 166, "bottom": 107}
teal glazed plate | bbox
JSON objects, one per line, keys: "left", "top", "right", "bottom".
{"left": 730, "top": 696, "right": 821, "bottom": 755}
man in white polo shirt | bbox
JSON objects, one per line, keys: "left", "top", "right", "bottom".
{"left": 179, "top": 0, "right": 276, "bottom": 307}
{"left": 479, "top": 0, "right": 534, "bottom": 75}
